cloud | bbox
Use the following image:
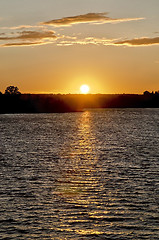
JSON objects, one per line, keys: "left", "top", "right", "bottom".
{"left": 57, "top": 36, "right": 117, "bottom": 46}
{"left": 0, "top": 30, "right": 57, "bottom": 41}
{"left": 57, "top": 35, "right": 159, "bottom": 47}
{"left": 2, "top": 29, "right": 158, "bottom": 48}
{"left": 42, "top": 12, "right": 144, "bottom": 26}
{"left": 0, "top": 12, "right": 145, "bottom": 48}
{"left": 17, "top": 30, "right": 57, "bottom": 40}
{"left": 0, "top": 25, "right": 45, "bottom": 30}
{"left": 115, "top": 37, "right": 159, "bottom": 46}
{"left": 0, "top": 30, "right": 58, "bottom": 47}
{"left": 1, "top": 41, "right": 45, "bottom": 47}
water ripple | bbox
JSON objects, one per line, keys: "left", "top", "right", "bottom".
{"left": 0, "top": 109, "right": 159, "bottom": 239}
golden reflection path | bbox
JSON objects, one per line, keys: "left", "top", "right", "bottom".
{"left": 55, "top": 111, "right": 99, "bottom": 198}
{"left": 52, "top": 111, "right": 126, "bottom": 239}
{"left": 53, "top": 111, "right": 111, "bottom": 237}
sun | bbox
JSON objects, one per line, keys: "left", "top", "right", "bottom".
{"left": 80, "top": 84, "right": 90, "bottom": 94}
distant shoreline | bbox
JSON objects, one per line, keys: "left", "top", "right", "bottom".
{"left": 1, "top": 92, "right": 159, "bottom": 113}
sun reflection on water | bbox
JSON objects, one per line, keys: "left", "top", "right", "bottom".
{"left": 55, "top": 111, "right": 99, "bottom": 199}
{"left": 52, "top": 111, "right": 107, "bottom": 237}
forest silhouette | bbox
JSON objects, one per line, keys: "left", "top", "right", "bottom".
{"left": 0, "top": 86, "right": 159, "bottom": 113}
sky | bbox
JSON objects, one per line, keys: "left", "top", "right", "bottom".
{"left": 0, "top": 0, "right": 159, "bottom": 94}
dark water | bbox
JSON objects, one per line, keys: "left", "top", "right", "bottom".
{"left": 0, "top": 109, "right": 159, "bottom": 240}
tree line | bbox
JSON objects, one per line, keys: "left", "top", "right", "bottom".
{"left": 1, "top": 86, "right": 159, "bottom": 113}
{"left": 0, "top": 86, "right": 21, "bottom": 95}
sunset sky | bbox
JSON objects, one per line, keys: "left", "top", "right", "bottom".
{"left": 0, "top": 0, "right": 159, "bottom": 94}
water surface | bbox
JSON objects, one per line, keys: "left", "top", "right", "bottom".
{"left": 0, "top": 109, "right": 159, "bottom": 239}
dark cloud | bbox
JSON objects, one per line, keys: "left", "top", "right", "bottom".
{"left": 42, "top": 12, "right": 144, "bottom": 26}
{"left": 2, "top": 42, "right": 44, "bottom": 47}
{"left": 0, "top": 30, "right": 58, "bottom": 47}
{"left": 0, "top": 30, "right": 57, "bottom": 41}
{"left": 115, "top": 37, "right": 159, "bottom": 46}
{"left": 17, "top": 30, "right": 57, "bottom": 40}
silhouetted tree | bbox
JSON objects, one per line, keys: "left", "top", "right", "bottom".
{"left": 143, "top": 91, "right": 151, "bottom": 96}
{"left": 5, "top": 86, "right": 21, "bottom": 95}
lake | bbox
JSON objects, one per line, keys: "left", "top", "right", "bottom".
{"left": 0, "top": 109, "right": 159, "bottom": 239}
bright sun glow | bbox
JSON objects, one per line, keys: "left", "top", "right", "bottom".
{"left": 80, "top": 84, "right": 90, "bottom": 94}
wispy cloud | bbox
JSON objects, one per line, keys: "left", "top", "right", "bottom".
{"left": 0, "top": 30, "right": 57, "bottom": 41}
{"left": 57, "top": 35, "right": 159, "bottom": 47}
{"left": 57, "top": 36, "right": 116, "bottom": 46}
{"left": 2, "top": 12, "right": 155, "bottom": 48}
{"left": 1, "top": 41, "right": 46, "bottom": 47}
{"left": 0, "top": 25, "right": 45, "bottom": 30}
{"left": 0, "top": 30, "right": 58, "bottom": 47}
{"left": 42, "top": 12, "right": 144, "bottom": 26}
{"left": 2, "top": 32, "right": 159, "bottom": 48}
{"left": 115, "top": 37, "right": 159, "bottom": 46}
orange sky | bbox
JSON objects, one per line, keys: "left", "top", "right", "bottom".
{"left": 0, "top": 0, "right": 159, "bottom": 94}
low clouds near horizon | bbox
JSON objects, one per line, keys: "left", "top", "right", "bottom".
{"left": 115, "top": 37, "right": 159, "bottom": 46}
{"left": 42, "top": 12, "right": 144, "bottom": 26}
